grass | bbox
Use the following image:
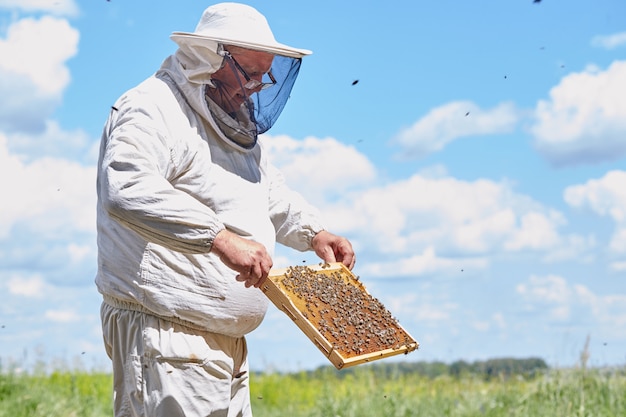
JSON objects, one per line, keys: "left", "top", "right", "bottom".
{"left": 1, "top": 365, "right": 624, "bottom": 416}
{"left": 0, "top": 371, "right": 112, "bottom": 417}
{"left": 251, "top": 366, "right": 626, "bottom": 417}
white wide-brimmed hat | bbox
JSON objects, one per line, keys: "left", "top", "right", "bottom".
{"left": 170, "top": 3, "right": 312, "bottom": 58}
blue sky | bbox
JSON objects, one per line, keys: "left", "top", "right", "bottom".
{"left": 0, "top": 0, "right": 625, "bottom": 373}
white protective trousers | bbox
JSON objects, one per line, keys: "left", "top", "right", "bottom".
{"left": 101, "top": 301, "right": 252, "bottom": 417}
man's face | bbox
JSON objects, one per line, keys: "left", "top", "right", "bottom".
{"left": 207, "top": 45, "right": 274, "bottom": 113}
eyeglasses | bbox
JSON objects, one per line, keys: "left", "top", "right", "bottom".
{"left": 228, "top": 54, "right": 276, "bottom": 90}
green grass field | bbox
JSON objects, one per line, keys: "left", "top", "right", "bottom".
{"left": 1, "top": 365, "right": 624, "bottom": 416}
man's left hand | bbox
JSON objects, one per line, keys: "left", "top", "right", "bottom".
{"left": 311, "top": 230, "right": 356, "bottom": 270}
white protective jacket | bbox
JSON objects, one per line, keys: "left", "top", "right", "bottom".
{"left": 95, "top": 52, "right": 324, "bottom": 338}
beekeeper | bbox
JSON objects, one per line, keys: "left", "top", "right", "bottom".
{"left": 95, "top": 3, "right": 356, "bottom": 416}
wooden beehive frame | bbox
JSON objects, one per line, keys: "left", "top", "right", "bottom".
{"left": 261, "top": 262, "right": 419, "bottom": 369}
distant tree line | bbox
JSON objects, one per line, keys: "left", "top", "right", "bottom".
{"left": 447, "top": 357, "right": 549, "bottom": 379}
{"left": 310, "top": 357, "right": 549, "bottom": 380}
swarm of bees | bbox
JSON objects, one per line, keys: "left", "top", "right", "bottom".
{"left": 276, "top": 264, "right": 414, "bottom": 358}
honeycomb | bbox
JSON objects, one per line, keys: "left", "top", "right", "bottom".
{"left": 269, "top": 263, "right": 416, "bottom": 359}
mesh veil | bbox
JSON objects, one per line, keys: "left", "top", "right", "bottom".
{"left": 205, "top": 53, "right": 301, "bottom": 150}
{"left": 252, "top": 55, "right": 301, "bottom": 134}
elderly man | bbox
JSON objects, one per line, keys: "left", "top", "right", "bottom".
{"left": 96, "top": 3, "right": 355, "bottom": 416}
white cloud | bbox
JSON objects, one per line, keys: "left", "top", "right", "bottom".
{"left": 574, "top": 285, "right": 626, "bottom": 327}
{"left": 542, "top": 234, "right": 596, "bottom": 263}
{"left": 0, "top": 16, "right": 78, "bottom": 95}
{"left": 608, "top": 228, "right": 626, "bottom": 253}
{"left": 516, "top": 274, "right": 626, "bottom": 327}
{"left": 260, "top": 137, "right": 593, "bottom": 277}
{"left": 0, "top": 16, "right": 78, "bottom": 133}
{"left": 504, "top": 210, "right": 564, "bottom": 251}
{"left": 44, "top": 309, "right": 80, "bottom": 323}
{"left": 469, "top": 312, "right": 507, "bottom": 333}
{"left": 361, "top": 246, "right": 488, "bottom": 278}
{"left": 414, "top": 304, "right": 456, "bottom": 322}
{"left": 321, "top": 173, "right": 582, "bottom": 262}
{"left": 492, "top": 312, "right": 506, "bottom": 329}
{"left": 263, "top": 134, "right": 377, "bottom": 205}
{"left": 610, "top": 261, "right": 626, "bottom": 272}
{"left": 383, "top": 291, "right": 456, "bottom": 324}
{"left": 531, "top": 61, "right": 626, "bottom": 166}
{"left": 0, "top": 71, "right": 58, "bottom": 134}
{"left": 472, "top": 320, "right": 490, "bottom": 332}
{"left": 0, "top": 133, "right": 96, "bottom": 238}
{"left": 391, "top": 100, "right": 519, "bottom": 158}
{"left": 516, "top": 274, "right": 573, "bottom": 321}
{"left": 7, "top": 120, "right": 94, "bottom": 161}
{"left": 0, "top": 0, "right": 79, "bottom": 17}
{"left": 564, "top": 170, "right": 626, "bottom": 253}
{"left": 67, "top": 243, "right": 92, "bottom": 264}
{"left": 6, "top": 274, "right": 46, "bottom": 297}
{"left": 517, "top": 274, "right": 572, "bottom": 304}
{"left": 591, "top": 31, "right": 626, "bottom": 50}
{"left": 564, "top": 170, "right": 626, "bottom": 222}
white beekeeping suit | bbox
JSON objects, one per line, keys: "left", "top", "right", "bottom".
{"left": 96, "top": 4, "right": 329, "bottom": 416}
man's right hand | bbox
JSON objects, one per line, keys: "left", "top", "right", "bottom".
{"left": 211, "top": 229, "right": 273, "bottom": 288}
